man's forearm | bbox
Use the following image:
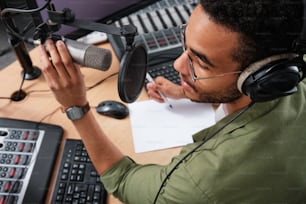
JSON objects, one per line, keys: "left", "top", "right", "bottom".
{"left": 71, "top": 109, "right": 124, "bottom": 175}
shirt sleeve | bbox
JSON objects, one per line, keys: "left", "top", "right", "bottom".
{"left": 100, "top": 153, "right": 212, "bottom": 204}
{"left": 100, "top": 156, "right": 166, "bottom": 203}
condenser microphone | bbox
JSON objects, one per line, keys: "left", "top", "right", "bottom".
{"left": 50, "top": 35, "right": 112, "bottom": 71}
{"left": 64, "top": 38, "right": 112, "bottom": 71}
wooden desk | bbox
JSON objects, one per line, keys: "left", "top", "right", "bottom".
{"left": 0, "top": 43, "right": 181, "bottom": 203}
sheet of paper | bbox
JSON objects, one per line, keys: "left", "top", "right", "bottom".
{"left": 128, "top": 99, "right": 216, "bottom": 153}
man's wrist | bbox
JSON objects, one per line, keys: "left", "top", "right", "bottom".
{"left": 65, "top": 102, "right": 90, "bottom": 121}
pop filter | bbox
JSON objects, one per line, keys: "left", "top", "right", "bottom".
{"left": 118, "top": 44, "right": 147, "bottom": 103}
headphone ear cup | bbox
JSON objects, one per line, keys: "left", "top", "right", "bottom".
{"left": 237, "top": 55, "right": 301, "bottom": 102}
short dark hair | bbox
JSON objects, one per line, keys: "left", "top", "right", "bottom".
{"left": 200, "top": 0, "right": 304, "bottom": 69}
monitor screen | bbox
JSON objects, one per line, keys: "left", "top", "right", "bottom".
{"left": 37, "top": 0, "right": 158, "bottom": 39}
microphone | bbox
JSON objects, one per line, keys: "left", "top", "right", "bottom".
{"left": 49, "top": 35, "right": 112, "bottom": 71}
{"left": 64, "top": 38, "right": 112, "bottom": 71}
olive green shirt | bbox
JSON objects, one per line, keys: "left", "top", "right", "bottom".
{"left": 101, "top": 80, "right": 306, "bottom": 204}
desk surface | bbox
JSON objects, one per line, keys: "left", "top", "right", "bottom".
{"left": 0, "top": 43, "right": 181, "bottom": 204}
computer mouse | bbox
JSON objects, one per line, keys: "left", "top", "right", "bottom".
{"left": 96, "top": 100, "right": 129, "bottom": 119}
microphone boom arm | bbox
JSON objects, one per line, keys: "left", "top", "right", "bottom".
{"left": 43, "top": 7, "right": 137, "bottom": 49}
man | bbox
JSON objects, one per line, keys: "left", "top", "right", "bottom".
{"left": 39, "top": 0, "right": 306, "bottom": 203}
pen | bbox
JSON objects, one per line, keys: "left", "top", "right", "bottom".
{"left": 146, "top": 73, "right": 173, "bottom": 109}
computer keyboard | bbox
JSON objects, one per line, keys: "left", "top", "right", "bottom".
{"left": 51, "top": 139, "right": 107, "bottom": 204}
{"left": 147, "top": 60, "right": 181, "bottom": 85}
{"left": 0, "top": 117, "right": 63, "bottom": 204}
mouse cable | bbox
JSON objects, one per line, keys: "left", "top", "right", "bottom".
{"left": 153, "top": 101, "right": 255, "bottom": 204}
{"left": 86, "top": 72, "right": 118, "bottom": 91}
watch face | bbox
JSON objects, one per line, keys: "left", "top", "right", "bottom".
{"left": 66, "top": 103, "right": 90, "bottom": 120}
{"left": 66, "top": 107, "right": 84, "bottom": 120}
{"left": 72, "top": 108, "right": 83, "bottom": 119}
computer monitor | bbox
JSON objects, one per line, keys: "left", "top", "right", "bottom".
{"left": 37, "top": 0, "right": 159, "bottom": 39}
{"left": 1, "top": 0, "right": 158, "bottom": 40}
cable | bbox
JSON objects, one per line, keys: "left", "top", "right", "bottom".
{"left": 0, "top": 71, "right": 118, "bottom": 102}
{"left": 20, "top": 20, "right": 34, "bottom": 36}
{"left": 152, "top": 101, "right": 255, "bottom": 204}
{"left": 0, "top": 96, "right": 11, "bottom": 100}
{"left": 17, "top": 71, "right": 26, "bottom": 95}
{"left": 0, "top": 46, "right": 12, "bottom": 57}
{"left": 0, "top": 0, "right": 51, "bottom": 40}
{"left": 36, "top": 73, "right": 119, "bottom": 122}
{"left": 0, "top": 0, "right": 51, "bottom": 16}
{"left": 10, "top": 71, "right": 27, "bottom": 101}
{"left": 39, "top": 106, "right": 61, "bottom": 123}
{"left": 33, "top": 72, "right": 119, "bottom": 122}
{"left": 86, "top": 72, "right": 119, "bottom": 91}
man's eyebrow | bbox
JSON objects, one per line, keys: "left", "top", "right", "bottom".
{"left": 190, "top": 48, "right": 215, "bottom": 67}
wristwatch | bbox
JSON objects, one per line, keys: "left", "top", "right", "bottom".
{"left": 65, "top": 103, "right": 90, "bottom": 121}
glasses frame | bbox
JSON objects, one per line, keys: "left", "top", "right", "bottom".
{"left": 180, "top": 24, "right": 242, "bottom": 82}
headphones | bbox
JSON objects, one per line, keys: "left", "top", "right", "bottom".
{"left": 236, "top": 0, "right": 306, "bottom": 103}
{"left": 237, "top": 53, "right": 306, "bottom": 102}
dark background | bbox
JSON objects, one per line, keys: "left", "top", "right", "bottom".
{"left": 0, "top": 21, "right": 35, "bottom": 70}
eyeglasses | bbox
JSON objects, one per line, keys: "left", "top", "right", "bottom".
{"left": 180, "top": 24, "right": 242, "bottom": 82}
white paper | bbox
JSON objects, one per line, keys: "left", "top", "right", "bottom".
{"left": 128, "top": 99, "right": 216, "bottom": 153}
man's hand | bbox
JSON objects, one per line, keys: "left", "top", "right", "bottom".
{"left": 39, "top": 39, "right": 88, "bottom": 110}
{"left": 146, "top": 76, "right": 185, "bottom": 103}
